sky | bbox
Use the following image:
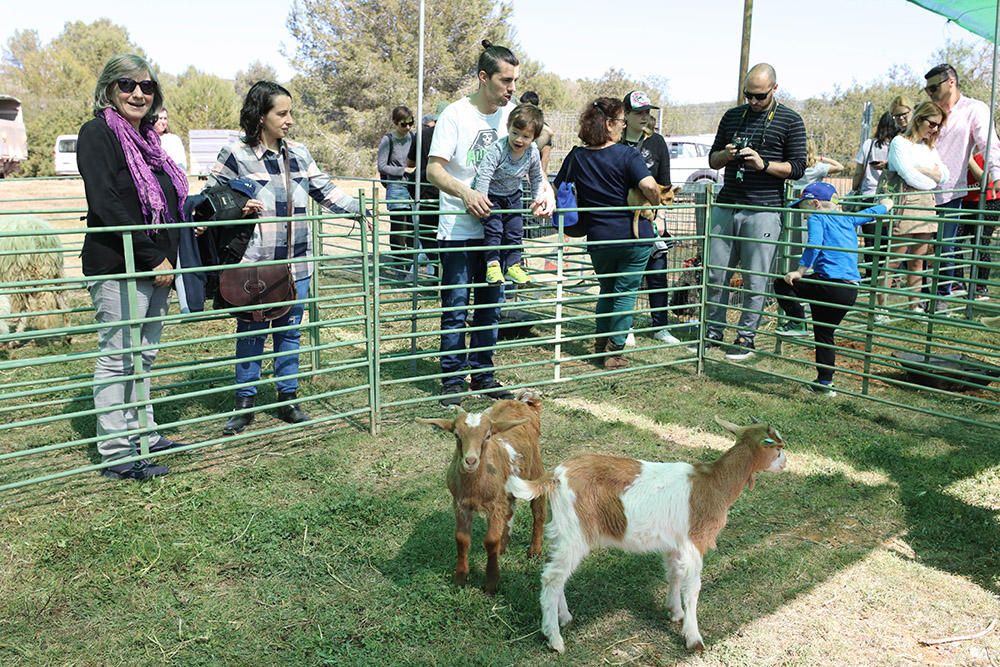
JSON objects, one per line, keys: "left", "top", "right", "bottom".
{"left": 0, "top": 0, "right": 990, "bottom": 105}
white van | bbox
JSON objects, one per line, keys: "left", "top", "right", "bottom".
{"left": 54, "top": 134, "right": 79, "bottom": 176}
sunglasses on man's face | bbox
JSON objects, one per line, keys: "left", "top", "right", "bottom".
{"left": 116, "top": 78, "right": 157, "bottom": 95}
{"left": 743, "top": 90, "right": 771, "bottom": 102}
{"left": 924, "top": 78, "right": 948, "bottom": 94}
{"left": 398, "top": 120, "right": 414, "bottom": 127}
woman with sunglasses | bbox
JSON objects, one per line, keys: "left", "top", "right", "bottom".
{"left": 554, "top": 97, "right": 659, "bottom": 370}
{"left": 210, "top": 81, "right": 361, "bottom": 436}
{"left": 77, "top": 54, "right": 189, "bottom": 481}
{"left": 889, "top": 95, "right": 913, "bottom": 133}
{"left": 884, "top": 100, "right": 949, "bottom": 311}
{"left": 378, "top": 105, "right": 417, "bottom": 255}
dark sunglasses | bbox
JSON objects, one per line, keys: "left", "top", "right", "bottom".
{"left": 923, "top": 119, "right": 942, "bottom": 130}
{"left": 743, "top": 90, "right": 771, "bottom": 101}
{"left": 398, "top": 119, "right": 414, "bottom": 127}
{"left": 116, "top": 78, "right": 157, "bottom": 95}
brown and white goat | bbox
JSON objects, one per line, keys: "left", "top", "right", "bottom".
{"left": 417, "top": 389, "right": 547, "bottom": 595}
{"left": 506, "top": 416, "right": 786, "bottom": 653}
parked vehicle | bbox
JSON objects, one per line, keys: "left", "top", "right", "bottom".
{"left": 188, "top": 129, "right": 240, "bottom": 177}
{"left": 666, "top": 133, "right": 720, "bottom": 191}
{"left": 54, "top": 134, "right": 79, "bottom": 176}
{"left": 0, "top": 95, "right": 28, "bottom": 177}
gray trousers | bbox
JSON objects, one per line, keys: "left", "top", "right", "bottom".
{"left": 705, "top": 207, "right": 782, "bottom": 341}
{"left": 90, "top": 279, "right": 170, "bottom": 460}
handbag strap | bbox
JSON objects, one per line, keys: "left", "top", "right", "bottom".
{"left": 281, "top": 143, "right": 294, "bottom": 260}
{"left": 563, "top": 146, "right": 580, "bottom": 184}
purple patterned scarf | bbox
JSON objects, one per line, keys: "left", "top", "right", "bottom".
{"left": 101, "top": 107, "right": 188, "bottom": 232}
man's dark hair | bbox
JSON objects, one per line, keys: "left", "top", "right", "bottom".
{"left": 578, "top": 97, "right": 622, "bottom": 146}
{"left": 519, "top": 91, "right": 540, "bottom": 106}
{"left": 478, "top": 40, "right": 519, "bottom": 78}
{"left": 508, "top": 103, "right": 544, "bottom": 138}
{"left": 925, "top": 63, "right": 959, "bottom": 86}
{"left": 240, "top": 81, "right": 292, "bottom": 147}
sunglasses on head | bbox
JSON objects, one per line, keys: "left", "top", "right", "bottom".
{"left": 743, "top": 90, "right": 771, "bottom": 102}
{"left": 116, "top": 78, "right": 157, "bottom": 95}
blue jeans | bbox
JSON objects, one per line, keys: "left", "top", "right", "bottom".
{"left": 385, "top": 180, "right": 415, "bottom": 251}
{"left": 234, "top": 276, "right": 310, "bottom": 397}
{"left": 936, "top": 198, "right": 964, "bottom": 294}
{"left": 482, "top": 191, "right": 524, "bottom": 268}
{"left": 589, "top": 244, "right": 653, "bottom": 348}
{"left": 644, "top": 251, "right": 669, "bottom": 328}
{"left": 439, "top": 240, "right": 504, "bottom": 387}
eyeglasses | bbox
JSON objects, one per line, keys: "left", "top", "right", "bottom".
{"left": 399, "top": 120, "right": 414, "bottom": 127}
{"left": 116, "top": 78, "right": 157, "bottom": 95}
{"left": 743, "top": 90, "right": 771, "bottom": 101}
{"left": 924, "top": 78, "right": 949, "bottom": 94}
{"left": 892, "top": 112, "right": 910, "bottom": 120}
{"left": 923, "top": 119, "right": 942, "bottom": 130}
{"left": 611, "top": 117, "right": 626, "bottom": 125}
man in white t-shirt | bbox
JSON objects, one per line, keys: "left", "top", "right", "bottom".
{"left": 427, "top": 42, "right": 553, "bottom": 407}
{"left": 923, "top": 63, "right": 1000, "bottom": 299}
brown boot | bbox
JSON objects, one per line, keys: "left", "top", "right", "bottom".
{"left": 603, "top": 343, "right": 629, "bottom": 370}
{"left": 594, "top": 336, "right": 608, "bottom": 355}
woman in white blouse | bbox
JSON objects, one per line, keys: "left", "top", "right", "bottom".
{"left": 885, "top": 101, "right": 949, "bottom": 311}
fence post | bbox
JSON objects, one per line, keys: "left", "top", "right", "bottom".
{"left": 861, "top": 216, "right": 886, "bottom": 396}
{"left": 358, "top": 191, "right": 380, "bottom": 435}
{"left": 695, "top": 184, "right": 714, "bottom": 375}
{"left": 308, "top": 210, "right": 322, "bottom": 378}
{"left": 121, "top": 235, "right": 152, "bottom": 457}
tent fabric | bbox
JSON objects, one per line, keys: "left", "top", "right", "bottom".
{"left": 907, "top": 1, "right": 998, "bottom": 42}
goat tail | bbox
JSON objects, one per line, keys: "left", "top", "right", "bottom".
{"left": 505, "top": 471, "right": 557, "bottom": 501}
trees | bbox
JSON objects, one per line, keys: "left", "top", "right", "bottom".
{"left": 1, "top": 20, "right": 142, "bottom": 176}
{"left": 162, "top": 67, "right": 241, "bottom": 146}
{"left": 286, "top": 0, "right": 514, "bottom": 174}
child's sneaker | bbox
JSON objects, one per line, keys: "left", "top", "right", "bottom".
{"left": 485, "top": 261, "right": 504, "bottom": 285}
{"left": 775, "top": 320, "right": 809, "bottom": 337}
{"left": 725, "top": 336, "right": 756, "bottom": 361}
{"left": 803, "top": 381, "right": 837, "bottom": 397}
{"left": 505, "top": 263, "right": 532, "bottom": 285}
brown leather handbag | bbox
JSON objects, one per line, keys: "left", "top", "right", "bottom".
{"left": 217, "top": 148, "right": 297, "bottom": 322}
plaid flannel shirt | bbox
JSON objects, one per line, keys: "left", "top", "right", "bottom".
{"left": 208, "top": 139, "right": 359, "bottom": 280}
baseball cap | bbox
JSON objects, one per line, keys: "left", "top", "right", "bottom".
{"left": 623, "top": 90, "right": 659, "bottom": 113}
{"left": 421, "top": 114, "right": 436, "bottom": 125}
{"left": 790, "top": 182, "right": 838, "bottom": 208}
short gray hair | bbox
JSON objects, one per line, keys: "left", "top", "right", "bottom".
{"left": 92, "top": 54, "right": 163, "bottom": 123}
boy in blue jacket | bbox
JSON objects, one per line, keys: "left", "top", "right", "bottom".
{"left": 774, "top": 182, "right": 893, "bottom": 396}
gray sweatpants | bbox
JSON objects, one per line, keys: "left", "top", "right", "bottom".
{"left": 705, "top": 207, "right": 782, "bottom": 341}
{"left": 89, "top": 279, "right": 170, "bottom": 460}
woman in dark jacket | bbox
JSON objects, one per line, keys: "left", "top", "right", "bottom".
{"left": 77, "top": 53, "right": 189, "bottom": 481}
{"left": 554, "top": 97, "right": 659, "bottom": 369}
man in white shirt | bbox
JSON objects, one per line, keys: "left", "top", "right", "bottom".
{"left": 427, "top": 42, "right": 553, "bottom": 407}
{"left": 923, "top": 63, "right": 1000, "bottom": 298}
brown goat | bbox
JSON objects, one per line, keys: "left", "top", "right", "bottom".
{"left": 417, "top": 388, "right": 546, "bottom": 595}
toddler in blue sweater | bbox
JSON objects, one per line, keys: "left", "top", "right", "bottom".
{"left": 774, "top": 182, "right": 893, "bottom": 396}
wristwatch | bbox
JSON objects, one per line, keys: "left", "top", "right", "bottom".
{"left": 761, "top": 158, "right": 771, "bottom": 173}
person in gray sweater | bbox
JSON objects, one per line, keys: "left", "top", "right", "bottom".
{"left": 377, "top": 105, "right": 416, "bottom": 251}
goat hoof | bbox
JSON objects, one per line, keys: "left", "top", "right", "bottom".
{"left": 670, "top": 610, "right": 684, "bottom": 623}
{"left": 453, "top": 572, "right": 468, "bottom": 587}
{"left": 558, "top": 611, "right": 573, "bottom": 627}
{"left": 548, "top": 636, "right": 565, "bottom": 654}
{"left": 686, "top": 637, "right": 705, "bottom": 652}
{"left": 483, "top": 580, "right": 498, "bottom": 596}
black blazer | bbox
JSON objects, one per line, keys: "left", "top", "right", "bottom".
{"left": 77, "top": 116, "right": 181, "bottom": 277}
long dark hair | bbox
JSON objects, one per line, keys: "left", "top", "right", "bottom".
{"left": 240, "top": 81, "right": 292, "bottom": 147}
{"left": 873, "top": 111, "right": 897, "bottom": 148}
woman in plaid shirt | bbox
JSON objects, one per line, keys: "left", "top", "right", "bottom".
{"left": 209, "top": 81, "right": 360, "bottom": 435}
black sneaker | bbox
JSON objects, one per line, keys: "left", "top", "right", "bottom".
{"left": 148, "top": 437, "right": 188, "bottom": 454}
{"left": 439, "top": 382, "right": 467, "bottom": 408}
{"left": 101, "top": 459, "right": 170, "bottom": 481}
{"left": 725, "top": 336, "right": 756, "bottom": 361}
{"left": 686, "top": 331, "right": 723, "bottom": 354}
{"left": 470, "top": 378, "right": 514, "bottom": 400}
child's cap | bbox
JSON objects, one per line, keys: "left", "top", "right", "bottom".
{"left": 790, "top": 182, "right": 838, "bottom": 208}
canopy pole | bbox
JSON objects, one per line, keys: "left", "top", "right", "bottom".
{"left": 736, "top": 0, "right": 753, "bottom": 103}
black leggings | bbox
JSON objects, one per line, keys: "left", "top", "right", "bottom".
{"left": 773, "top": 276, "right": 858, "bottom": 384}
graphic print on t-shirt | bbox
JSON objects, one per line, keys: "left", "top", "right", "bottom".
{"left": 467, "top": 129, "right": 500, "bottom": 166}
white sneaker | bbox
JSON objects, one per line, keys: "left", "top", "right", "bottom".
{"left": 653, "top": 329, "right": 681, "bottom": 344}
{"left": 624, "top": 330, "right": 636, "bottom": 347}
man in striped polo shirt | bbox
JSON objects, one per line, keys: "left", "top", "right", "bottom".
{"left": 698, "top": 63, "right": 807, "bottom": 360}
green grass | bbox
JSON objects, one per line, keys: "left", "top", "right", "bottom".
{"left": 1, "top": 362, "right": 998, "bottom": 665}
